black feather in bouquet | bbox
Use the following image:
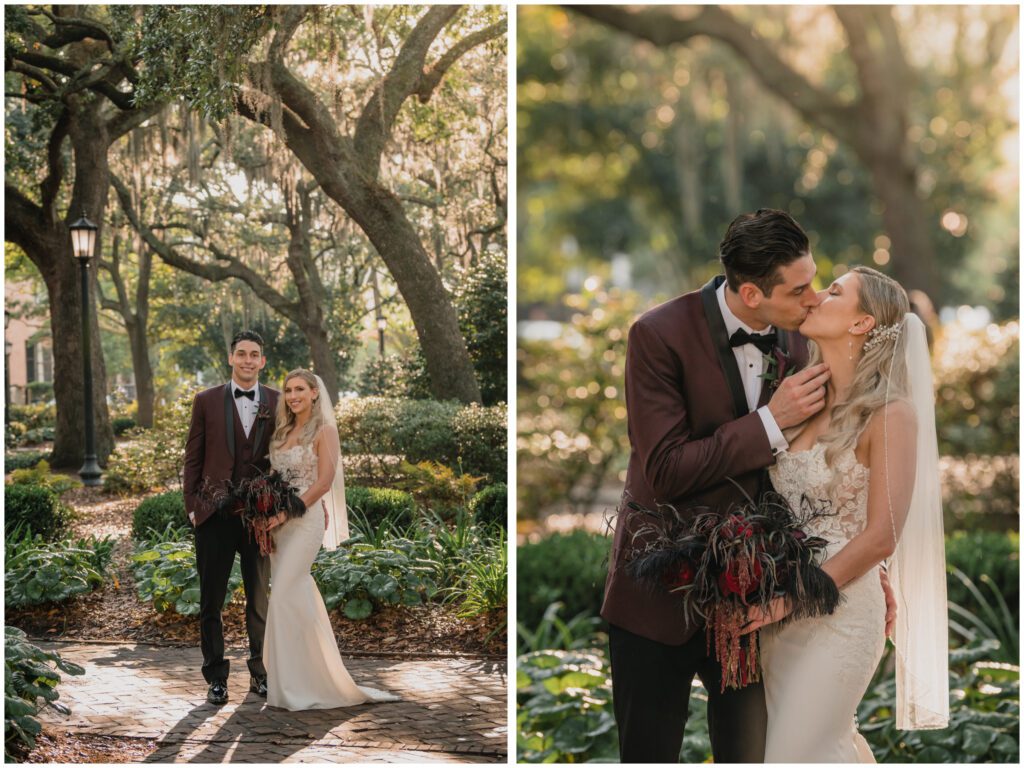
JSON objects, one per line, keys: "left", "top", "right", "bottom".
{"left": 625, "top": 485, "right": 841, "bottom": 692}
{"left": 211, "top": 469, "right": 306, "bottom": 556}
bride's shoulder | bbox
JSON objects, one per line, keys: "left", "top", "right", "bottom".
{"left": 864, "top": 399, "right": 917, "bottom": 444}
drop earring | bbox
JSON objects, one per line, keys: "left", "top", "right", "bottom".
{"left": 848, "top": 329, "right": 855, "bottom": 360}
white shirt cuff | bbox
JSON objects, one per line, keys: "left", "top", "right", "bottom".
{"left": 757, "top": 406, "right": 789, "bottom": 456}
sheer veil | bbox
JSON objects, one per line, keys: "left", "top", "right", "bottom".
{"left": 887, "top": 313, "right": 949, "bottom": 729}
{"left": 314, "top": 374, "right": 349, "bottom": 549}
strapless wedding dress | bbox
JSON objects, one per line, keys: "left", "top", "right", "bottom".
{"left": 263, "top": 443, "right": 396, "bottom": 710}
{"left": 761, "top": 443, "right": 883, "bottom": 763}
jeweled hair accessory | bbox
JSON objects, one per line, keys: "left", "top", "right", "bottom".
{"left": 862, "top": 320, "right": 903, "bottom": 352}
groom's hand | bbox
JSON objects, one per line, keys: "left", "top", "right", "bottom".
{"left": 880, "top": 567, "right": 897, "bottom": 639}
{"left": 767, "top": 363, "right": 831, "bottom": 429}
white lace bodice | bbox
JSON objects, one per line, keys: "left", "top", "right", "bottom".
{"left": 768, "top": 443, "right": 870, "bottom": 545}
{"left": 270, "top": 443, "right": 318, "bottom": 495}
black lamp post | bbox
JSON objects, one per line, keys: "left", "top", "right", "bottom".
{"left": 70, "top": 213, "right": 102, "bottom": 486}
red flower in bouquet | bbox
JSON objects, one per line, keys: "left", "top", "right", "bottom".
{"left": 718, "top": 555, "right": 764, "bottom": 598}
{"left": 664, "top": 560, "right": 697, "bottom": 589}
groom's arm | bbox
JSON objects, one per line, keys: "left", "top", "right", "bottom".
{"left": 626, "top": 319, "right": 776, "bottom": 502}
{"left": 182, "top": 393, "right": 207, "bottom": 526}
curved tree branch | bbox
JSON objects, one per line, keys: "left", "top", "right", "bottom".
{"left": 415, "top": 19, "right": 506, "bottom": 103}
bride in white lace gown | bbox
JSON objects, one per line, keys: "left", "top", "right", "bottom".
{"left": 262, "top": 369, "right": 396, "bottom": 710}
{"left": 744, "top": 267, "right": 948, "bottom": 762}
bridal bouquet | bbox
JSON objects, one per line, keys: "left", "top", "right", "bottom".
{"left": 625, "top": 489, "right": 841, "bottom": 691}
{"left": 213, "top": 470, "right": 306, "bottom": 555}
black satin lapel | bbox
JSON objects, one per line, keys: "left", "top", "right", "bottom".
{"left": 701, "top": 276, "right": 749, "bottom": 418}
{"left": 252, "top": 384, "right": 268, "bottom": 449}
{"left": 223, "top": 385, "right": 235, "bottom": 459}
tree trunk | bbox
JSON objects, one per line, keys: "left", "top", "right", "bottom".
{"left": 340, "top": 178, "right": 481, "bottom": 404}
{"left": 126, "top": 316, "right": 155, "bottom": 428}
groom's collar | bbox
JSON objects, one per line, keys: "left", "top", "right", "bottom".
{"left": 716, "top": 280, "right": 774, "bottom": 338}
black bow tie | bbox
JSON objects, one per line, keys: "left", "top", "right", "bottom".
{"left": 729, "top": 328, "right": 778, "bottom": 356}
{"left": 234, "top": 388, "right": 256, "bottom": 400}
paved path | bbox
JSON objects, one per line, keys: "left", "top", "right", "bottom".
{"left": 36, "top": 641, "right": 507, "bottom": 763}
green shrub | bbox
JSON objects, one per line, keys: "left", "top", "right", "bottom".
{"left": 8, "top": 460, "right": 80, "bottom": 496}
{"left": 456, "top": 248, "right": 507, "bottom": 407}
{"left": 6, "top": 421, "right": 27, "bottom": 448}
{"left": 131, "top": 539, "right": 241, "bottom": 615}
{"left": 5, "top": 530, "right": 114, "bottom": 608}
{"left": 518, "top": 530, "right": 609, "bottom": 631}
{"left": 453, "top": 402, "right": 507, "bottom": 483}
{"left": 357, "top": 354, "right": 415, "bottom": 398}
{"left": 4, "top": 483, "right": 73, "bottom": 542}
{"left": 7, "top": 403, "right": 56, "bottom": 432}
{"left": 103, "top": 394, "right": 192, "bottom": 494}
{"left": 111, "top": 416, "right": 137, "bottom": 436}
{"left": 471, "top": 483, "right": 507, "bottom": 529}
{"left": 935, "top": 321, "right": 1019, "bottom": 456}
{"left": 132, "top": 491, "right": 188, "bottom": 540}
{"left": 19, "top": 427, "right": 54, "bottom": 446}
{"left": 311, "top": 540, "right": 438, "bottom": 620}
{"left": 453, "top": 529, "right": 507, "bottom": 619}
{"left": 399, "top": 460, "right": 482, "bottom": 517}
{"left": 4, "top": 451, "right": 48, "bottom": 474}
{"left": 517, "top": 601, "right": 604, "bottom": 655}
{"left": 946, "top": 530, "right": 1019, "bottom": 620}
{"left": 346, "top": 486, "right": 416, "bottom": 531}
{"left": 4, "top": 626, "right": 84, "bottom": 760}
{"left": 336, "top": 397, "right": 507, "bottom": 484}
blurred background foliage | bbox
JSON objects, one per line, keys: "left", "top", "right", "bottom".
{"left": 516, "top": 5, "right": 1018, "bottom": 764}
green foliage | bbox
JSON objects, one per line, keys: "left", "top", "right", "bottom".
{"left": 5, "top": 530, "right": 114, "bottom": 609}
{"left": 3, "top": 483, "right": 73, "bottom": 542}
{"left": 942, "top": 455, "right": 1019, "bottom": 530}
{"left": 516, "top": 602, "right": 604, "bottom": 655}
{"left": 131, "top": 538, "right": 241, "bottom": 615}
{"left": 311, "top": 540, "right": 439, "bottom": 620}
{"left": 518, "top": 530, "right": 609, "bottom": 632}
{"left": 357, "top": 355, "right": 413, "bottom": 398}
{"left": 7, "top": 461, "right": 81, "bottom": 496}
{"left": 451, "top": 529, "right": 507, "bottom": 619}
{"left": 345, "top": 486, "right": 416, "bottom": 531}
{"left": 5, "top": 421, "right": 27, "bottom": 449}
{"left": 131, "top": 491, "right": 189, "bottom": 540}
{"left": 456, "top": 248, "right": 508, "bottom": 406}
{"left": 518, "top": 285, "right": 639, "bottom": 517}
{"left": 3, "top": 451, "right": 48, "bottom": 474}
{"left": 948, "top": 569, "right": 1019, "bottom": 664}
{"left": 859, "top": 640, "right": 1019, "bottom": 763}
{"left": 470, "top": 483, "right": 508, "bottom": 529}
{"left": 517, "top": 648, "right": 618, "bottom": 763}
{"left": 4, "top": 626, "right": 85, "bottom": 760}
{"left": 6, "top": 404, "right": 56, "bottom": 432}
{"left": 945, "top": 531, "right": 1019, "bottom": 622}
{"left": 103, "top": 394, "right": 193, "bottom": 494}
{"left": 112, "top": 416, "right": 138, "bottom": 436}
{"left": 935, "top": 322, "right": 1019, "bottom": 456}
{"left": 399, "top": 460, "right": 483, "bottom": 517}
{"left": 337, "top": 397, "right": 507, "bottom": 484}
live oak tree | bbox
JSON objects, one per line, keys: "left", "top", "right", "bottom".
{"left": 569, "top": 4, "right": 1003, "bottom": 300}
{"left": 136, "top": 5, "right": 506, "bottom": 403}
{"left": 4, "top": 5, "right": 163, "bottom": 465}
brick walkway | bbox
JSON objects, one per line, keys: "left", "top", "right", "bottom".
{"left": 36, "top": 641, "right": 507, "bottom": 763}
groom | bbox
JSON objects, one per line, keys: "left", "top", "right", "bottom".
{"left": 183, "top": 330, "right": 279, "bottom": 705}
{"left": 603, "top": 209, "right": 831, "bottom": 762}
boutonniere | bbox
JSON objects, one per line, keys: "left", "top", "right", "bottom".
{"left": 256, "top": 403, "right": 272, "bottom": 422}
{"left": 758, "top": 346, "right": 793, "bottom": 392}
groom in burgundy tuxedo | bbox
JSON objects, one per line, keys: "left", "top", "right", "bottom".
{"left": 602, "top": 209, "right": 831, "bottom": 762}
{"left": 183, "top": 330, "right": 279, "bottom": 705}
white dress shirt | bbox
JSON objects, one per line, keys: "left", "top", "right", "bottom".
{"left": 716, "top": 282, "right": 789, "bottom": 455}
{"left": 230, "top": 381, "right": 260, "bottom": 438}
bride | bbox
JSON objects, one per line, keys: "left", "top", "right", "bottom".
{"left": 260, "top": 369, "right": 395, "bottom": 710}
{"left": 743, "top": 267, "right": 949, "bottom": 761}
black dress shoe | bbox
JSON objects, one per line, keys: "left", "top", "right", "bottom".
{"left": 250, "top": 675, "right": 267, "bottom": 697}
{"left": 207, "top": 680, "right": 228, "bottom": 705}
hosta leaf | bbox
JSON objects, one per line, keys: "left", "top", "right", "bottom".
{"left": 343, "top": 598, "right": 373, "bottom": 620}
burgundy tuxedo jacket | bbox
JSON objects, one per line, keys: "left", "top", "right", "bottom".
{"left": 183, "top": 383, "right": 280, "bottom": 527}
{"left": 600, "top": 275, "right": 809, "bottom": 645}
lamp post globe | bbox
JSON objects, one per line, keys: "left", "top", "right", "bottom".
{"left": 70, "top": 213, "right": 102, "bottom": 486}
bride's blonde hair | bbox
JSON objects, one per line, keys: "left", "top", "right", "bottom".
{"left": 808, "top": 266, "right": 911, "bottom": 465}
{"left": 270, "top": 369, "right": 324, "bottom": 453}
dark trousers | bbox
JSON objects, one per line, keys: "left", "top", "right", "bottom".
{"left": 194, "top": 513, "right": 270, "bottom": 683}
{"left": 608, "top": 623, "right": 767, "bottom": 763}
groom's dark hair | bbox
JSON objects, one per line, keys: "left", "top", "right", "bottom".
{"left": 230, "top": 329, "right": 265, "bottom": 353}
{"left": 719, "top": 208, "right": 810, "bottom": 297}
